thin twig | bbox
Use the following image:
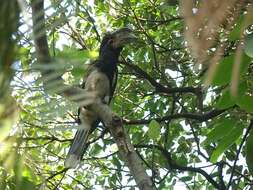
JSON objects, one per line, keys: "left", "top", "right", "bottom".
{"left": 226, "top": 120, "right": 253, "bottom": 190}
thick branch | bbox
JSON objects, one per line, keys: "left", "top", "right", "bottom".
{"left": 91, "top": 102, "right": 153, "bottom": 190}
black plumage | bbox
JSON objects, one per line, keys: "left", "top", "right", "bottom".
{"left": 65, "top": 28, "right": 136, "bottom": 168}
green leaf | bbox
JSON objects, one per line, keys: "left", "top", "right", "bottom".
{"left": 245, "top": 34, "right": 253, "bottom": 58}
{"left": 211, "top": 53, "right": 251, "bottom": 86}
{"left": 112, "top": 157, "right": 121, "bottom": 169}
{"left": 246, "top": 130, "right": 253, "bottom": 177}
{"left": 210, "top": 124, "right": 244, "bottom": 163}
{"left": 181, "top": 176, "right": 192, "bottom": 182}
{"left": 237, "top": 95, "right": 253, "bottom": 113}
{"left": 90, "top": 144, "right": 102, "bottom": 155}
{"left": 18, "top": 47, "right": 31, "bottom": 71}
{"left": 215, "top": 90, "right": 235, "bottom": 109}
{"left": 9, "top": 177, "right": 36, "bottom": 190}
{"left": 147, "top": 120, "right": 161, "bottom": 141}
{"left": 177, "top": 154, "right": 188, "bottom": 166}
{"left": 203, "top": 118, "right": 236, "bottom": 146}
{"left": 215, "top": 82, "right": 247, "bottom": 109}
{"left": 19, "top": 177, "right": 36, "bottom": 190}
{"left": 71, "top": 67, "right": 86, "bottom": 78}
{"left": 229, "top": 16, "right": 244, "bottom": 41}
{"left": 229, "top": 15, "right": 253, "bottom": 41}
{"left": 57, "top": 46, "right": 98, "bottom": 60}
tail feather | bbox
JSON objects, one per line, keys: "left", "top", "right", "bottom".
{"left": 65, "top": 128, "right": 89, "bottom": 168}
{"left": 65, "top": 121, "right": 100, "bottom": 169}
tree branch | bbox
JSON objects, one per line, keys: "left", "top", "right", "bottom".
{"left": 122, "top": 60, "right": 201, "bottom": 95}
{"left": 124, "top": 109, "right": 227, "bottom": 125}
{"left": 46, "top": 168, "right": 68, "bottom": 181}
{"left": 136, "top": 144, "right": 220, "bottom": 189}
{"left": 226, "top": 120, "right": 253, "bottom": 190}
{"left": 91, "top": 102, "right": 153, "bottom": 189}
{"left": 218, "top": 161, "right": 226, "bottom": 190}
{"left": 23, "top": 136, "right": 72, "bottom": 142}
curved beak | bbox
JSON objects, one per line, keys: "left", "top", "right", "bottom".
{"left": 112, "top": 27, "right": 137, "bottom": 48}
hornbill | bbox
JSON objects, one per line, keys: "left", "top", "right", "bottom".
{"left": 64, "top": 28, "right": 136, "bottom": 168}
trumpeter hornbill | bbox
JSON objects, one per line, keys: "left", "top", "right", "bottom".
{"left": 65, "top": 28, "right": 136, "bottom": 168}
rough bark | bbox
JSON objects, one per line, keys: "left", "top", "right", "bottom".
{"left": 92, "top": 101, "right": 153, "bottom": 189}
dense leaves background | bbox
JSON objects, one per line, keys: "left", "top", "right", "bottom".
{"left": 1, "top": 0, "right": 253, "bottom": 189}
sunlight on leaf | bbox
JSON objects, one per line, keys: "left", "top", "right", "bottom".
{"left": 202, "top": 118, "right": 236, "bottom": 146}
{"left": 211, "top": 53, "right": 251, "bottom": 86}
{"left": 147, "top": 120, "right": 161, "bottom": 141}
{"left": 215, "top": 82, "right": 247, "bottom": 109}
{"left": 210, "top": 124, "right": 244, "bottom": 163}
{"left": 244, "top": 34, "right": 253, "bottom": 58}
{"left": 246, "top": 130, "right": 253, "bottom": 177}
{"left": 237, "top": 95, "right": 253, "bottom": 113}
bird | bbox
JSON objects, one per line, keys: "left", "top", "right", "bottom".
{"left": 64, "top": 27, "right": 137, "bottom": 168}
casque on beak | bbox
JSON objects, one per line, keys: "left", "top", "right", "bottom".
{"left": 111, "top": 27, "right": 137, "bottom": 48}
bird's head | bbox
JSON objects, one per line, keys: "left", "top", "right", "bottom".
{"left": 100, "top": 27, "right": 137, "bottom": 53}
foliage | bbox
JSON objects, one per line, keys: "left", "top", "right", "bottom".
{"left": 1, "top": 0, "right": 253, "bottom": 189}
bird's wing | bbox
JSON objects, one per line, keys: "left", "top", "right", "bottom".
{"left": 81, "top": 63, "right": 95, "bottom": 89}
{"left": 82, "top": 61, "right": 117, "bottom": 104}
{"left": 65, "top": 66, "right": 111, "bottom": 168}
{"left": 84, "top": 69, "right": 110, "bottom": 102}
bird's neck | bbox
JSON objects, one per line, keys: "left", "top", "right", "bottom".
{"left": 97, "top": 47, "right": 121, "bottom": 76}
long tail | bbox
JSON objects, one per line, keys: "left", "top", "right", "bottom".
{"left": 64, "top": 128, "right": 89, "bottom": 168}
{"left": 64, "top": 121, "right": 99, "bottom": 168}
